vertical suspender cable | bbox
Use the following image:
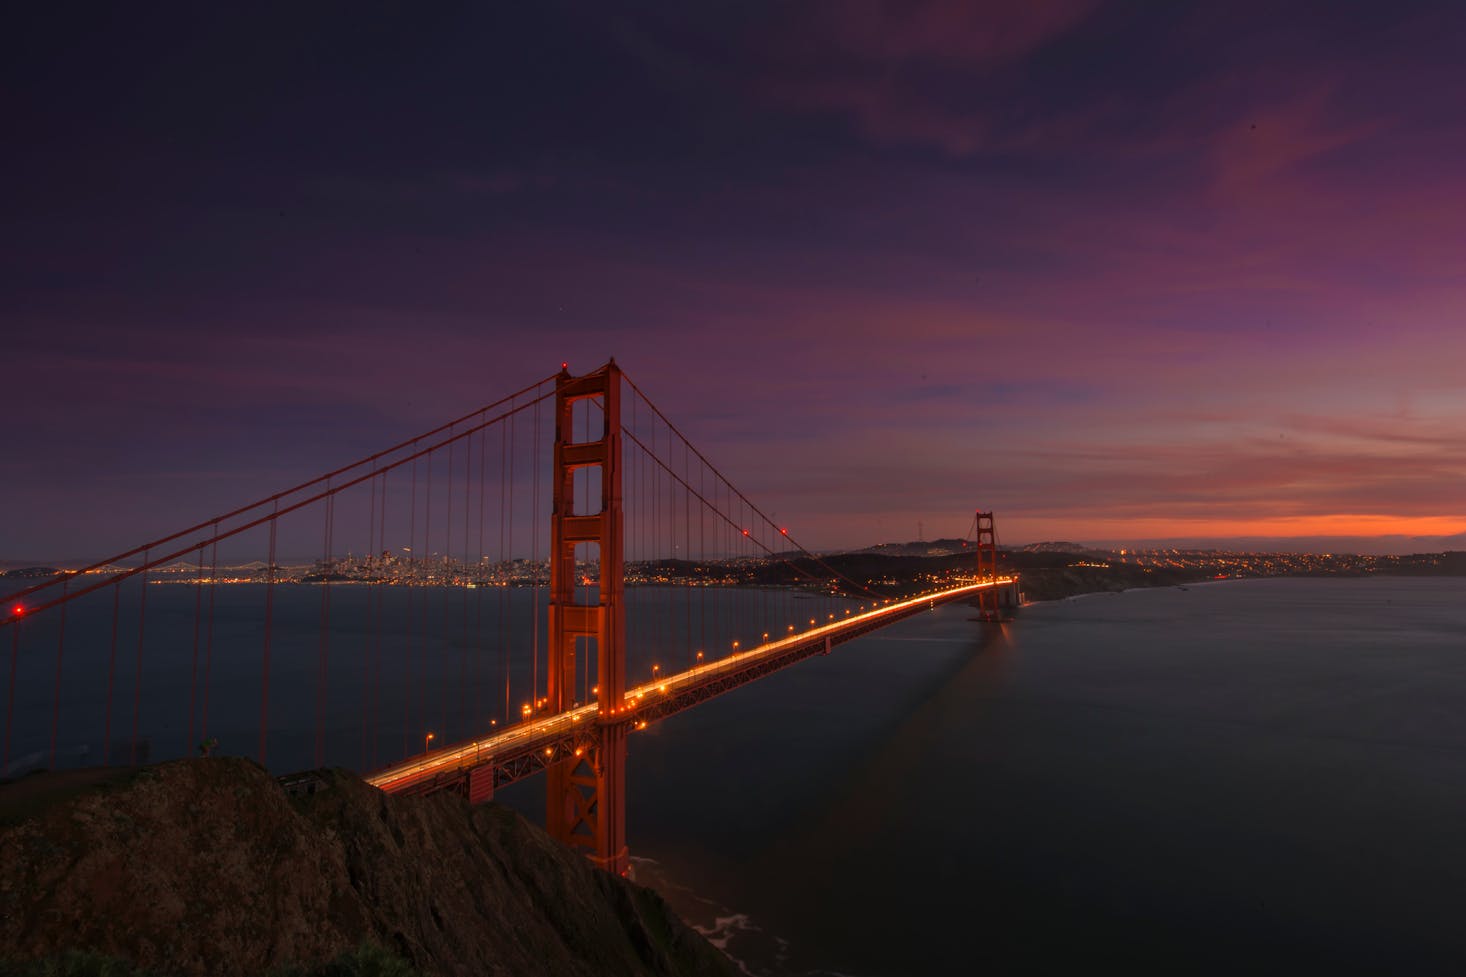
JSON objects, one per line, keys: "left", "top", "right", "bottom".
{"left": 363, "top": 469, "right": 376, "bottom": 770}
{"left": 443, "top": 436, "right": 454, "bottom": 740}
{"left": 132, "top": 550, "right": 149, "bottom": 765}
{"left": 532, "top": 385, "right": 541, "bottom": 709}
{"left": 189, "top": 548, "right": 203, "bottom": 751}
{"left": 48, "top": 579, "right": 67, "bottom": 769}
{"left": 104, "top": 582, "right": 119, "bottom": 764}
{"left": 405, "top": 449, "right": 418, "bottom": 759}
{"left": 475, "top": 420, "right": 487, "bottom": 726}
{"left": 4, "top": 623, "right": 17, "bottom": 770}
{"left": 260, "top": 507, "right": 277, "bottom": 766}
{"left": 316, "top": 488, "right": 334, "bottom": 767}
{"left": 203, "top": 533, "right": 217, "bottom": 744}
{"left": 499, "top": 409, "right": 509, "bottom": 723}
{"left": 699, "top": 461, "right": 706, "bottom": 657}
{"left": 373, "top": 472, "right": 387, "bottom": 768}
{"left": 421, "top": 448, "right": 432, "bottom": 741}
{"left": 684, "top": 439, "right": 692, "bottom": 669}
{"left": 628, "top": 393, "right": 637, "bottom": 667}
{"left": 508, "top": 403, "right": 518, "bottom": 714}
{"left": 458, "top": 429, "right": 471, "bottom": 739}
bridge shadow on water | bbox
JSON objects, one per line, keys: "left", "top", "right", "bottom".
{"left": 625, "top": 617, "right": 1021, "bottom": 977}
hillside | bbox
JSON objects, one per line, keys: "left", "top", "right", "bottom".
{"left": 0, "top": 759, "right": 737, "bottom": 977}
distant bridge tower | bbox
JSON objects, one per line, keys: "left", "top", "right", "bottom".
{"left": 546, "top": 361, "right": 628, "bottom": 875}
{"left": 974, "top": 511, "right": 1001, "bottom": 622}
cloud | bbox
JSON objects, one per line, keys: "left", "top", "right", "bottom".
{"left": 756, "top": 0, "right": 1098, "bottom": 155}
{"left": 1207, "top": 83, "right": 1383, "bottom": 204}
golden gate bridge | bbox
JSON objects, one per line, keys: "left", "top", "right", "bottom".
{"left": 1, "top": 360, "right": 1017, "bottom": 875}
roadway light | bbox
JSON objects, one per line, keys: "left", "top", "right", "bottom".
{"left": 425, "top": 732, "right": 435, "bottom": 753}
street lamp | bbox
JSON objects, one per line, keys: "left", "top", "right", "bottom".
{"left": 425, "top": 732, "right": 435, "bottom": 754}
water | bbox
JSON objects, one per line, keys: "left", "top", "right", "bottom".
{"left": 8, "top": 576, "right": 1466, "bottom": 974}
{"left": 582, "top": 577, "right": 1466, "bottom": 977}
{"left": 1, "top": 581, "right": 854, "bottom": 776}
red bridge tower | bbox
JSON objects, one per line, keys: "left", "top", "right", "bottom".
{"left": 546, "top": 361, "right": 629, "bottom": 876}
{"left": 973, "top": 510, "right": 1002, "bottom": 622}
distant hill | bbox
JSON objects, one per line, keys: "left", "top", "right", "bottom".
{"left": 843, "top": 539, "right": 1114, "bottom": 559}
{"left": 846, "top": 537, "right": 971, "bottom": 558}
{"left": 1014, "top": 541, "right": 1112, "bottom": 556}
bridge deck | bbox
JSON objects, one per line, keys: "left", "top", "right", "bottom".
{"left": 366, "top": 578, "right": 1015, "bottom": 798}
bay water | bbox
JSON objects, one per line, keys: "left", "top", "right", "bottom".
{"left": 578, "top": 577, "right": 1466, "bottom": 976}
{"left": 7, "top": 575, "right": 1466, "bottom": 975}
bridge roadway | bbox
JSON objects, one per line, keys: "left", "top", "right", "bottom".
{"left": 366, "top": 578, "right": 1016, "bottom": 799}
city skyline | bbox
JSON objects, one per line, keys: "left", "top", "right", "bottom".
{"left": 5, "top": 3, "right": 1464, "bottom": 558}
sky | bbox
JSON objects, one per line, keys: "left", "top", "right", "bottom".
{"left": 4, "top": 1, "right": 1465, "bottom": 560}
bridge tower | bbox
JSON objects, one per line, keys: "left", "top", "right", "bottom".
{"left": 974, "top": 511, "right": 1001, "bottom": 622}
{"left": 546, "top": 361, "right": 628, "bottom": 875}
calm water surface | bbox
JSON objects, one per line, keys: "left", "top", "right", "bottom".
{"left": 557, "top": 577, "right": 1466, "bottom": 977}
{"left": 8, "top": 576, "right": 1466, "bottom": 975}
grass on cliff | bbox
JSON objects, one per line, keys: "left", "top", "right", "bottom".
{"left": 0, "top": 943, "right": 420, "bottom": 977}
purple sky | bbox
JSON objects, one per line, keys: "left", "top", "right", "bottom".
{"left": 5, "top": 2, "right": 1465, "bottom": 560}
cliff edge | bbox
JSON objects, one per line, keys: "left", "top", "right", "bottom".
{"left": 0, "top": 758, "right": 737, "bottom": 977}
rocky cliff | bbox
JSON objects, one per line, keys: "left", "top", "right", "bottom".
{"left": 0, "top": 759, "right": 737, "bottom": 977}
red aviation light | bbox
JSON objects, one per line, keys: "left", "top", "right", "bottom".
{"left": 780, "top": 527, "right": 788, "bottom": 535}
{"left": 742, "top": 529, "right": 750, "bottom": 536}
{"left": 10, "top": 604, "right": 21, "bottom": 618}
